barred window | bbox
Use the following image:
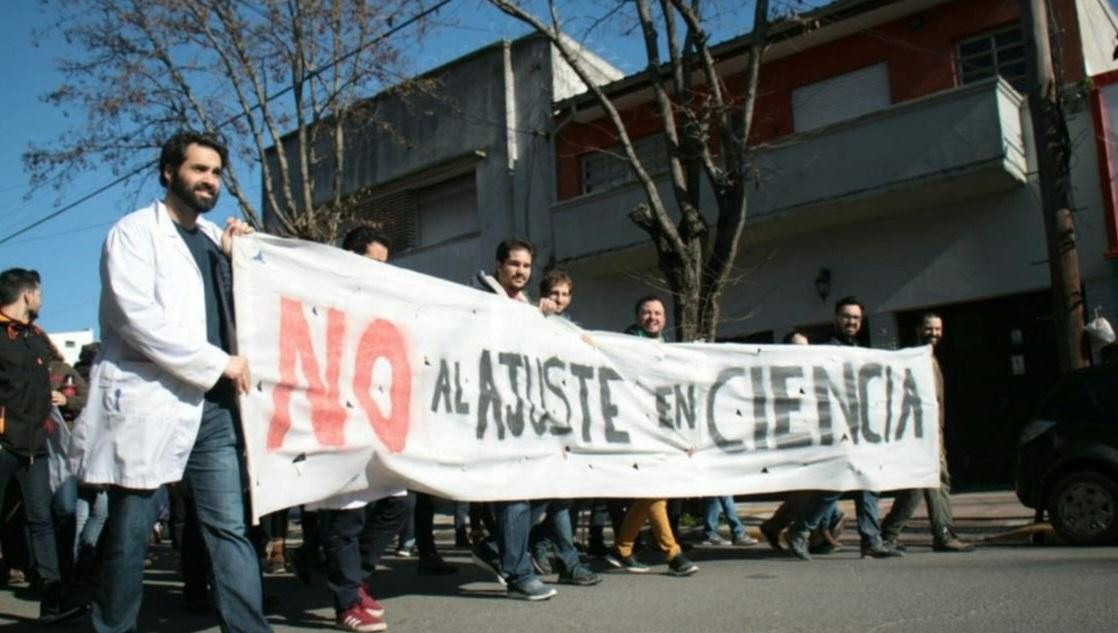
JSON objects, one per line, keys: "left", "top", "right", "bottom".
{"left": 355, "top": 190, "right": 418, "bottom": 252}
{"left": 956, "top": 27, "right": 1027, "bottom": 91}
{"left": 352, "top": 172, "right": 478, "bottom": 252}
{"left": 581, "top": 134, "right": 669, "bottom": 195}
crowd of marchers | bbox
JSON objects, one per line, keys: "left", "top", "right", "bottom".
{"left": 1, "top": 131, "right": 975, "bottom": 633}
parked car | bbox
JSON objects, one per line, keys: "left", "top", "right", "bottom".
{"left": 1015, "top": 365, "right": 1118, "bottom": 545}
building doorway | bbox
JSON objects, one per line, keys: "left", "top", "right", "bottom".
{"left": 895, "top": 290, "right": 1058, "bottom": 490}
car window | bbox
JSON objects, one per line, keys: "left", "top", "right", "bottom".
{"left": 1038, "top": 377, "right": 1098, "bottom": 422}
{"left": 1086, "top": 371, "right": 1118, "bottom": 423}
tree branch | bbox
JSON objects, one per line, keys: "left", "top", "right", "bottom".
{"left": 489, "top": 0, "right": 687, "bottom": 258}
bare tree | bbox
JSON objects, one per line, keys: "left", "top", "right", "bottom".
{"left": 490, "top": 0, "right": 769, "bottom": 342}
{"left": 24, "top": 0, "right": 438, "bottom": 242}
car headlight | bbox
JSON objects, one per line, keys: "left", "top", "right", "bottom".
{"left": 1019, "top": 418, "right": 1057, "bottom": 444}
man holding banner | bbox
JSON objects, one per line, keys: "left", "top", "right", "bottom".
{"left": 607, "top": 296, "right": 699, "bottom": 576}
{"left": 469, "top": 238, "right": 571, "bottom": 600}
{"left": 785, "top": 297, "right": 903, "bottom": 561}
{"left": 68, "top": 132, "right": 270, "bottom": 633}
{"left": 306, "top": 225, "right": 414, "bottom": 633}
{"left": 880, "top": 314, "right": 973, "bottom": 553}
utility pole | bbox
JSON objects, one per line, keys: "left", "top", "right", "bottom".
{"left": 1020, "top": 0, "right": 1086, "bottom": 372}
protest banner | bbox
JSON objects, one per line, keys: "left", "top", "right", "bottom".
{"left": 233, "top": 234, "right": 941, "bottom": 522}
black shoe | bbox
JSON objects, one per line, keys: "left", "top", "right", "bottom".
{"left": 604, "top": 546, "right": 649, "bottom": 573}
{"left": 557, "top": 565, "right": 602, "bottom": 586}
{"left": 39, "top": 586, "right": 87, "bottom": 626}
{"left": 39, "top": 604, "right": 86, "bottom": 625}
{"left": 587, "top": 539, "right": 609, "bottom": 558}
{"left": 39, "top": 584, "right": 87, "bottom": 625}
{"left": 417, "top": 553, "right": 458, "bottom": 575}
{"left": 861, "top": 542, "right": 904, "bottom": 559}
{"left": 666, "top": 554, "right": 698, "bottom": 577}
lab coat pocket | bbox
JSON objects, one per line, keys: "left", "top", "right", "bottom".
{"left": 103, "top": 360, "right": 186, "bottom": 417}
{"left": 104, "top": 411, "right": 179, "bottom": 481}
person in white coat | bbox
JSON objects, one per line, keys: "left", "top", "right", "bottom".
{"left": 68, "top": 131, "right": 270, "bottom": 633}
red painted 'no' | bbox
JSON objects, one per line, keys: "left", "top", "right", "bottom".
{"left": 267, "top": 297, "right": 411, "bottom": 453}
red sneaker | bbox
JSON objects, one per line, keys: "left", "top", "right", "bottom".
{"left": 358, "top": 583, "right": 386, "bottom": 617}
{"left": 336, "top": 603, "right": 386, "bottom": 632}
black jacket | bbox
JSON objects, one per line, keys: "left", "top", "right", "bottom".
{"left": 0, "top": 313, "right": 52, "bottom": 457}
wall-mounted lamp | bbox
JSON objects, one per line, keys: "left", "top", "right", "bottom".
{"left": 815, "top": 268, "right": 831, "bottom": 302}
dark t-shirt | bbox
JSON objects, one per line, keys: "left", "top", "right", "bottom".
{"left": 175, "top": 223, "right": 234, "bottom": 405}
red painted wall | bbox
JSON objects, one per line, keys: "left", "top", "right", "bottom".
{"left": 555, "top": 0, "right": 1085, "bottom": 201}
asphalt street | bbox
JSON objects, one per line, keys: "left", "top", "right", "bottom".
{"left": 1, "top": 538, "right": 1115, "bottom": 632}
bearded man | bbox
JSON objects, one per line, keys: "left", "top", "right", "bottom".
{"left": 69, "top": 131, "right": 269, "bottom": 633}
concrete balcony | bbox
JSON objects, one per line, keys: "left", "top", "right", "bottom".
{"left": 552, "top": 77, "right": 1027, "bottom": 266}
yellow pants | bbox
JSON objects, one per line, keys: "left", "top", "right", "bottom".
{"left": 614, "top": 498, "right": 681, "bottom": 560}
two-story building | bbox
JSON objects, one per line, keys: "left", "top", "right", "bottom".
{"left": 267, "top": 0, "right": 1118, "bottom": 488}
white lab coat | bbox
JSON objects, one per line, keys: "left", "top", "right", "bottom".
{"left": 69, "top": 201, "right": 230, "bottom": 489}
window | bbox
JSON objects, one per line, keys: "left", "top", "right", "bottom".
{"left": 357, "top": 190, "right": 419, "bottom": 252}
{"left": 956, "top": 27, "right": 1026, "bottom": 91}
{"left": 792, "top": 63, "right": 891, "bottom": 133}
{"left": 354, "top": 172, "right": 479, "bottom": 252}
{"left": 415, "top": 173, "right": 478, "bottom": 247}
{"left": 581, "top": 134, "right": 669, "bottom": 194}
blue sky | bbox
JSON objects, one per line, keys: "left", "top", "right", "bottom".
{"left": 2, "top": 0, "right": 1111, "bottom": 336}
{"left": 0, "top": 0, "right": 680, "bottom": 336}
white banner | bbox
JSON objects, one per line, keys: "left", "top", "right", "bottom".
{"left": 234, "top": 235, "right": 941, "bottom": 522}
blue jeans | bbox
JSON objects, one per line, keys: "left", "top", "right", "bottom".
{"left": 92, "top": 401, "right": 270, "bottom": 633}
{"left": 0, "top": 451, "right": 61, "bottom": 590}
{"left": 51, "top": 477, "right": 108, "bottom": 560}
{"left": 475, "top": 500, "right": 544, "bottom": 586}
{"left": 75, "top": 486, "right": 109, "bottom": 557}
{"left": 791, "top": 490, "right": 883, "bottom": 548}
{"left": 52, "top": 475, "right": 79, "bottom": 571}
{"left": 52, "top": 475, "right": 78, "bottom": 516}
{"left": 528, "top": 500, "right": 583, "bottom": 575}
{"left": 703, "top": 496, "right": 745, "bottom": 540}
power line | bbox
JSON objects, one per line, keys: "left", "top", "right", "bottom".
{"left": 0, "top": 164, "right": 151, "bottom": 246}
{"left": 4, "top": 219, "right": 117, "bottom": 246}
{"left": 0, "top": 0, "right": 454, "bottom": 246}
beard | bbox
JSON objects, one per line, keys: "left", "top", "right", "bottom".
{"left": 169, "top": 173, "right": 220, "bottom": 213}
